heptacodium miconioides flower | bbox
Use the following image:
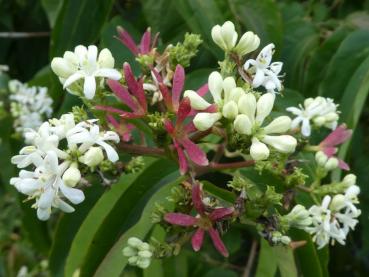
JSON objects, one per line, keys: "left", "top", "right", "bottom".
{"left": 51, "top": 45, "right": 121, "bottom": 99}
{"left": 164, "top": 183, "right": 234, "bottom": 257}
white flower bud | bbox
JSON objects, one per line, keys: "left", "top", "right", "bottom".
{"left": 330, "top": 194, "right": 346, "bottom": 211}
{"left": 234, "top": 114, "right": 252, "bottom": 135}
{"left": 128, "top": 237, "right": 143, "bottom": 248}
{"left": 238, "top": 93, "right": 256, "bottom": 122}
{"left": 285, "top": 204, "right": 312, "bottom": 228}
{"left": 223, "top": 77, "right": 237, "bottom": 103}
{"left": 184, "top": 90, "right": 211, "bottom": 110}
{"left": 315, "top": 151, "right": 328, "bottom": 166}
{"left": 228, "top": 87, "right": 244, "bottom": 102}
{"left": 62, "top": 164, "right": 81, "bottom": 187}
{"left": 324, "top": 157, "right": 339, "bottom": 171}
{"left": 250, "top": 138, "right": 270, "bottom": 160}
{"left": 138, "top": 250, "right": 152, "bottom": 258}
{"left": 51, "top": 57, "right": 75, "bottom": 78}
{"left": 304, "top": 98, "right": 314, "bottom": 107}
{"left": 208, "top": 71, "right": 223, "bottom": 104}
{"left": 343, "top": 174, "right": 357, "bottom": 187}
{"left": 235, "top": 31, "right": 260, "bottom": 56}
{"left": 262, "top": 135, "right": 297, "bottom": 153}
{"left": 123, "top": 246, "right": 137, "bottom": 257}
{"left": 128, "top": 256, "right": 138, "bottom": 265}
{"left": 324, "top": 112, "right": 339, "bottom": 122}
{"left": 137, "top": 258, "right": 151, "bottom": 269}
{"left": 222, "top": 101, "right": 238, "bottom": 119}
{"left": 263, "top": 116, "right": 291, "bottom": 134}
{"left": 98, "top": 48, "right": 115, "bottom": 68}
{"left": 79, "top": 146, "right": 104, "bottom": 167}
{"left": 211, "top": 21, "right": 237, "bottom": 51}
{"left": 313, "top": 116, "right": 326, "bottom": 126}
{"left": 193, "top": 112, "right": 222, "bottom": 131}
{"left": 256, "top": 93, "right": 275, "bottom": 124}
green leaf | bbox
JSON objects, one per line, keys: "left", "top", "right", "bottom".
{"left": 274, "top": 245, "right": 297, "bottom": 277}
{"left": 202, "top": 181, "right": 236, "bottom": 203}
{"left": 93, "top": 175, "right": 186, "bottom": 277}
{"left": 64, "top": 158, "right": 170, "bottom": 276}
{"left": 48, "top": 184, "right": 105, "bottom": 277}
{"left": 41, "top": 0, "right": 64, "bottom": 27}
{"left": 319, "top": 30, "right": 369, "bottom": 100}
{"left": 50, "top": 0, "right": 115, "bottom": 57}
{"left": 79, "top": 159, "right": 179, "bottom": 276}
{"left": 255, "top": 239, "right": 278, "bottom": 277}
{"left": 229, "top": 0, "right": 283, "bottom": 49}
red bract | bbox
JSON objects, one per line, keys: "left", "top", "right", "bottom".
{"left": 164, "top": 97, "right": 208, "bottom": 174}
{"left": 107, "top": 115, "right": 134, "bottom": 142}
{"left": 116, "top": 26, "right": 158, "bottom": 56}
{"left": 152, "top": 64, "right": 185, "bottom": 113}
{"left": 164, "top": 184, "right": 233, "bottom": 257}
{"left": 319, "top": 124, "right": 352, "bottom": 170}
{"left": 96, "top": 63, "right": 147, "bottom": 119}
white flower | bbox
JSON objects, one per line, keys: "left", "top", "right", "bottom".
{"left": 233, "top": 93, "right": 296, "bottom": 160}
{"left": 287, "top": 97, "right": 339, "bottom": 137}
{"left": 123, "top": 237, "right": 153, "bottom": 269}
{"left": 211, "top": 21, "right": 260, "bottom": 56}
{"left": 244, "top": 44, "right": 283, "bottom": 94}
{"left": 51, "top": 45, "right": 121, "bottom": 99}
{"left": 284, "top": 204, "right": 312, "bottom": 229}
{"left": 11, "top": 151, "right": 85, "bottom": 221}
{"left": 8, "top": 80, "right": 53, "bottom": 136}
{"left": 67, "top": 120, "right": 120, "bottom": 162}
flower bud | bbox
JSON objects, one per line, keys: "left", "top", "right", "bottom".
{"left": 137, "top": 258, "right": 151, "bottom": 269}
{"left": 128, "top": 237, "right": 143, "bottom": 248}
{"left": 51, "top": 58, "right": 75, "bottom": 78}
{"left": 313, "top": 116, "right": 326, "bottom": 126}
{"left": 343, "top": 174, "right": 356, "bottom": 187}
{"left": 222, "top": 100, "right": 238, "bottom": 119}
{"left": 79, "top": 146, "right": 104, "bottom": 167}
{"left": 184, "top": 90, "right": 211, "bottom": 110}
{"left": 256, "top": 93, "right": 275, "bottom": 124}
{"left": 62, "top": 164, "right": 81, "bottom": 187}
{"left": 208, "top": 71, "right": 223, "bottom": 104}
{"left": 263, "top": 116, "right": 291, "bottom": 134}
{"left": 234, "top": 114, "right": 252, "bottom": 135}
{"left": 122, "top": 246, "right": 137, "bottom": 257}
{"left": 324, "top": 112, "right": 339, "bottom": 122}
{"left": 211, "top": 21, "right": 237, "bottom": 51}
{"left": 235, "top": 31, "right": 260, "bottom": 56}
{"left": 285, "top": 204, "right": 312, "bottom": 229}
{"left": 324, "top": 157, "right": 339, "bottom": 171}
{"left": 262, "top": 135, "right": 297, "bottom": 153}
{"left": 238, "top": 93, "right": 256, "bottom": 121}
{"left": 222, "top": 77, "right": 237, "bottom": 103}
{"left": 138, "top": 250, "right": 152, "bottom": 258}
{"left": 250, "top": 138, "right": 269, "bottom": 160}
{"left": 330, "top": 194, "right": 346, "bottom": 211}
{"left": 304, "top": 98, "right": 314, "bottom": 107}
{"left": 228, "top": 87, "right": 244, "bottom": 102}
{"left": 193, "top": 112, "right": 222, "bottom": 131}
{"left": 98, "top": 48, "right": 115, "bottom": 68}
{"left": 315, "top": 151, "right": 328, "bottom": 166}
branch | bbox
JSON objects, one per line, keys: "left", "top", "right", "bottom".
{"left": 242, "top": 240, "right": 258, "bottom": 277}
{"left": 0, "top": 32, "right": 50, "bottom": 38}
{"left": 118, "top": 142, "right": 166, "bottom": 157}
{"left": 195, "top": 160, "right": 255, "bottom": 176}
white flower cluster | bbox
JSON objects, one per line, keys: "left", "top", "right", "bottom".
{"left": 283, "top": 174, "right": 360, "bottom": 249}
{"left": 211, "top": 21, "right": 283, "bottom": 94}
{"left": 51, "top": 45, "right": 121, "bottom": 99}
{"left": 10, "top": 113, "right": 120, "bottom": 220}
{"left": 123, "top": 237, "right": 153, "bottom": 269}
{"left": 185, "top": 76, "right": 296, "bottom": 160}
{"left": 9, "top": 80, "right": 53, "bottom": 136}
{"left": 287, "top": 97, "right": 339, "bottom": 137}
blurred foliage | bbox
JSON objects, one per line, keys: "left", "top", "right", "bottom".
{"left": 2, "top": 0, "right": 369, "bottom": 276}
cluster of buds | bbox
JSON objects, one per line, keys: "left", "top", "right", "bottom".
{"left": 8, "top": 80, "right": 53, "bottom": 136}
{"left": 123, "top": 237, "right": 153, "bottom": 269}
{"left": 10, "top": 113, "right": 119, "bottom": 220}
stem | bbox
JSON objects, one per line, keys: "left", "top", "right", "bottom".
{"left": 195, "top": 160, "right": 255, "bottom": 176}
{"left": 242, "top": 240, "right": 258, "bottom": 277}
{"left": 0, "top": 32, "right": 49, "bottom": 38}
{"left": 118, "top": 142, "right": 166, "bottom": 157}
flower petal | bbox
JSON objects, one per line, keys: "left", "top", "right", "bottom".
{"left": 94, "top": 68, "right": 121, "bottom": 80}
{"left": 191, "top": 228, "right": 205, "bottom": 252}
{"left": 172, "top": 65, "right": 185, "bottom": 110}
{"left": 192, "top": 184, "right": 205, "bottom": 215}
{"left": 208, "top": 227, "right": 229, "bottom": 257}
{"left": 63, "top": 72, "right": 84, "bottom": 89}
{"left": 181, "top": 138, "right": 209, "bottom": 166}
{"left": 177, "top": 97, "right": 192, "bottom": 125}
{"left": 209, "top": 207, "right": 234, "bottom": 221}
{"left": 174, "top": 141, "right": 188, "bottom": 175}
{"left": 83, "top": 75, "right": 96, "bottom": 99}
{"left": 164, "top": 213, "right": 197, "bottom": 226}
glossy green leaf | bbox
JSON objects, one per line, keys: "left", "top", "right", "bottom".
{"left": 50, "top": 0, "right": 115, "bottom": 57}
{"left": 41, "top": 0, "right": 63, "bottom": 27}
{"left": 79, "top": 159, "right": 179, "bottom": 276}
{"left": 93, "top": 175, "right": 185, "bottom": 277}
{"left": 255, "top": 239, "right": 278, "bottom": 277}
